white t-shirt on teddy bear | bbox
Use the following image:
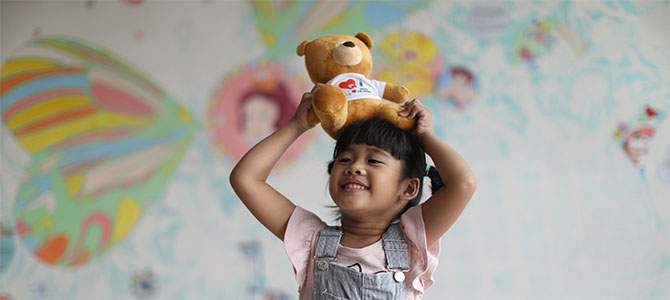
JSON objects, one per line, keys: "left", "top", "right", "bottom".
{"left": 327, "top": 73, "right": 386, "bottom": 101}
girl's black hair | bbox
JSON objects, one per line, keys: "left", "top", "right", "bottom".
{"left": 327, "top": 118, "right": 444, "bottom": 219}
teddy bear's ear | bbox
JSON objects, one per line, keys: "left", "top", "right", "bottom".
{"left": 297, "top": 40, "right": 311, "bottom": 56}
{"left": 355, "top": 32, "right": 373, "bottom": 49}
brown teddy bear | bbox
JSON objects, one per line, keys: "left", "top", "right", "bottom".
{"left": 297, "top": 32, "right": 416, "bottom": 139}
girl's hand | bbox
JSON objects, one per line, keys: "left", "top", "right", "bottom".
{"left": 290, "top": 87, "right": 320, "bottom": 132}
{"left": 400, "top": 98, "right": 435, "bottom": 142}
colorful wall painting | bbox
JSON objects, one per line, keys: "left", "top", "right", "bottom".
{"left": 0, "top": 37, "right": 197, "bottom": 268}
{"left": 0, "top": 0, "right": 668, "bottom": 298}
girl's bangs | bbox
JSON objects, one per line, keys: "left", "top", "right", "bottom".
{"left": 334, "top": 118, "right": 409, "bottom": 160}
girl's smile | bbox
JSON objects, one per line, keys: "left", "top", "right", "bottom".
{"left": 340, "top": 178, "right": 369, "bottom": 192}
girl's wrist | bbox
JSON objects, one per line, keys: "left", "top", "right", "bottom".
{"left": 417, "top": 131, "right": 439, "bottom": 150}
{"left": 287, "top": 118, "right": 310, "bottom": 135}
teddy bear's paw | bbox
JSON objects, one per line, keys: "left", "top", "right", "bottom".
{"left": 395, "top": 115, "right": 417, "bottom": 132}
{"left": 308, "top": 109, "right": 321, "bottom": 125}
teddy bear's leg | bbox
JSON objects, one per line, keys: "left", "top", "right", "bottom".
{"left": 313, "top": 85, "right": 348, "bottom": 133}
{"left": 375, "top": 102, "right": 416, "bottom": 132}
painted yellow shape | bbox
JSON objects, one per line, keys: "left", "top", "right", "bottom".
{"left": 113, "top": 197, "right": 141, "bottom": 243}
{"left": 17, "top": 112, "right": 150, "bottom": 153}
{"left": 178, "top": 106, "right": 191, "bottom": 124}
{"left": 66, "top": 174, "right": 84, "bottom": 197}
{"left": 7, "top": 95, "right": 91, "bottom": 130}
{"left": 1, "top": 58, "right": 60, "bottom": 78}
{"left": 33, "top": 216, "right": 54, "bottom": 233}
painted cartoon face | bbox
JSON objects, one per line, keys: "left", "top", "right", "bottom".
{"left": 375, "top": 31, "right": 444, "bottom": 98}
{"left": 436, "top": 67, "right": 477, "bottom": 108}
{"left": 241, "top": 95, "right": 280, "bottom": 145}
{"left": 328, "top": 144, "right": 408, "bottom": 219}
{"left": 624, "top": 126, "right": 655, "bottom": 165}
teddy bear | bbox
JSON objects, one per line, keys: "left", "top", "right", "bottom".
{"left": 297, "top": 32, "right": 416, "bottom": 139}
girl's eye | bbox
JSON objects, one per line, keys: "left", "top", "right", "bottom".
{"left": 368, "top": 159, "right": 381, "bottom": 164}
{"left": 338, "top": 158, "right": 351, "bottom": 163}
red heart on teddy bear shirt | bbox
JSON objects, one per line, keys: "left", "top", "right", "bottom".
{"left": 338, "top": 79, "right": 357, "bottom": 90}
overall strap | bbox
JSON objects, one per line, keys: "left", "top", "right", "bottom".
{"left": 382, "top": 223, "right": 409, "bottom": 271}
{"left": 314, "top": 225, "right": 343, "bottom": 259}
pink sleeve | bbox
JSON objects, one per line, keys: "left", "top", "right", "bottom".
{"left": 283, "top": 206, "right": 325, "bottom": 290}
{"left": 400, "top": 205, "right": 441, "bottom": 294}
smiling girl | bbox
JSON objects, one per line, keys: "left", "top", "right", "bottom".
{"left": 230, "top": 87, "right": 477, "bottom": 300}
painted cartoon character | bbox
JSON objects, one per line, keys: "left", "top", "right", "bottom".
{"left": 238, "top": 81, "right": 295, "bottom": 145}
{"left": 623, "top": 125, "right": 655, "bottom": 165}
{"left": 436, "top": 67, "right": 478, "bottom": 108}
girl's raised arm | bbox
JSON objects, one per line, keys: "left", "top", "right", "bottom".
{"left": 229, "top": 91, "right": 316, "bottom": 240}
{"left": 400, "top": 99, "right": 477, "bottom": 247}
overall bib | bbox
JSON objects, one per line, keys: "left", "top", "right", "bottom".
{"left": 312, "top": 223, "right": 409, "bottom": 300}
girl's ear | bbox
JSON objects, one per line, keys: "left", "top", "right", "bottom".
{"left": 400, "top": 178, "right": 420, "bottom": 202}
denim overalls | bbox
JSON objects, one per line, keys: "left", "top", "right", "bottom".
{"left": 312, "top": 223, "right": 409, "bottom": 300}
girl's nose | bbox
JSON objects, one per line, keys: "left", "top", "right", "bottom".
{"left": 345, "top": 167, "right": 363, "bottom": 175}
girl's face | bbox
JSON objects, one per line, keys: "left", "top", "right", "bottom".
{"left": 329, "top": 144, "right": 415, "bottom": 220}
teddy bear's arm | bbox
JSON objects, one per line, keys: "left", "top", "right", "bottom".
{"left": 382, "top": 83, "right": 410, "bottom": 103}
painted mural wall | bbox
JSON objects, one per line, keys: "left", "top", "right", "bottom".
{"left": 0, "top": 0, "right": 668, "bottom": 299}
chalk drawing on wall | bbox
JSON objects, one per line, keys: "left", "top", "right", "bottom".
{"left": 0, "top": 37, "right": 198, "bottom": 268}
{"left": 510, "top": 19, "right": 559, "bottom": 69}
{"left": 374, "top": 31, "right": 444, "bottom": 99}
{"left": 510, "top": 19, "right": 588, "bottom": 69}
{"left": 0, "top": 222, "right": 15, "bottom": 275}
{"left": 249, "top": 0, "right": 431, "bottom": 57}
{"left": 129, "top": 268, "right": 158, "bottom": 299}
{"left": 239, "top": 240, "right": 291, "bottom": 300}
{"left": 435, "top": 66, "right": 479, "bottom": 109}
{"left": 208, "top": 62, "right": 312, "bottom": 163}
{"left": 613, "top": 106, "right": 666, "bottom": 169}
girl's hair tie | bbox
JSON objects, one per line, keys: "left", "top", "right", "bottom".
{"left": 425, "top": 165, "right": 431, "bottom": 176}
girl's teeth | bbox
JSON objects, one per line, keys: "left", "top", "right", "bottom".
{"left": 344, "top": 184, "right": 367, "bottom": 190}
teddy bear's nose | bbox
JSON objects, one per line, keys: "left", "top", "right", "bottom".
{"left": 343, "top": 41, "right": 355, "bottom": 48}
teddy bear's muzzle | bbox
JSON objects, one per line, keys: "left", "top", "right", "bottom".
{"left": 333, "top": 43, "right": 362, "bottom": 66}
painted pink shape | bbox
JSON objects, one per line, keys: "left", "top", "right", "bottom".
{"left": 91, "top": 83, "right": 155, "bottom": 117}
{"left": 121, "top": 0, "right": 145, "bottom": 6}
{"left": 67, "top": 212, "right": 111, "bottom": 264}
{"left": 15, "top": 220, "right": 30, "bottom": 236}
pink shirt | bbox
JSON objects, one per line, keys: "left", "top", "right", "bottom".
{"left": 284, "top": 206, "right": 440, "bottom": 300}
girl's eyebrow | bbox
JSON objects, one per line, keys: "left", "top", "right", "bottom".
{"left": 340, "top": 145, "right": 391, "bottom": 157}
{"left": 365, "top": 146, "right": 392, "bottom": 158}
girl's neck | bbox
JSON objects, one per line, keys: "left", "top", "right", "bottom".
{"left": 339, "top": 217, "right": 392, "bottom": 248}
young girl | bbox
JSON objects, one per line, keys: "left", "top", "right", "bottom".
{"left": 230, "top": 87, "right": 477, "bottom": 300}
